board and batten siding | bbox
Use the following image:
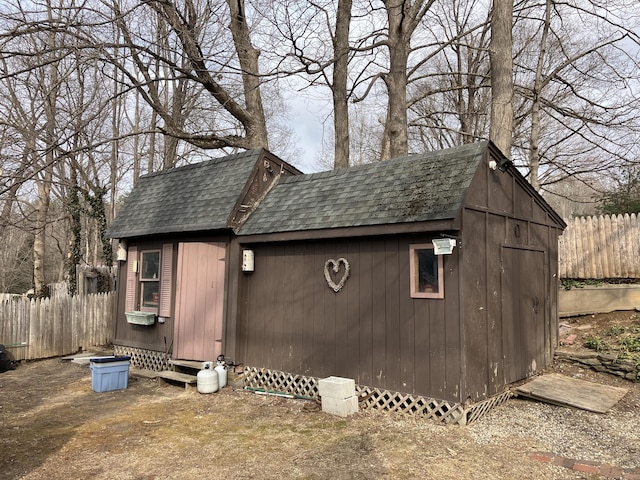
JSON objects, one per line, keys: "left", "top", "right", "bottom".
{"left": 459, "top": 207, "right": 561, "bottom": 403}
{"left": 237, "top": 236, "right": 463, "bottom": 404}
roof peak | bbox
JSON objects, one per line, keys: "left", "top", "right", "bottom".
{"left": 140, "top": 148, "right": 265, "bottom": 180}
{"left": 281, "top": 141, "right": 490, "bottom": 185}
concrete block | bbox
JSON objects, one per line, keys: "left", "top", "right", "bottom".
{"left": 321, "top": 395, "right": 358, "bottom": 417}
{"left": 318, "top": 376, "right": 356, "bottom": 399}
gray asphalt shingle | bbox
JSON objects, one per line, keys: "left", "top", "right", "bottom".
{"left": 237, "top": 142, "right": 488, "bottom": 236}
{"left": 108, "top": 142, "right": 490, "bottom": 240}
{"left": 107, "top": 149, "right": 262, "bottom": 239}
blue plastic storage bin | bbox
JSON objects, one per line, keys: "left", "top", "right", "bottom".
{"left": 89, "top": 356, "right": 131, "bottom": 392}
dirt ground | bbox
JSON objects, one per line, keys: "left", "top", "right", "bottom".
{"left": 1, "top": 312, "right": 639, "bottom": 480}
{"left": 559, "top": 310, "right": 640, "bottom": 362}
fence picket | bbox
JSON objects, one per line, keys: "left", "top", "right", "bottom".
{"left": 632, "top": 214, "right": 640, "bottom": 276}
{"left": 577, "top": 217, "right": 586, "bottom": 278}
{"left": 612, "top": 215, "right": 623, "bottom": 277}
{"left": 598, "top": 216, "right": 610, "bottom": 278}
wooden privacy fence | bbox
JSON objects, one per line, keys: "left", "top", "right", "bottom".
{"left": 559, "top": 213, "right": 640, "bottom": 279}
{"left": 0, "top": 292, "right": 114, "bottom": 361}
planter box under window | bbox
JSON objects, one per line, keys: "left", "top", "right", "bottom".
{"left": 125, "top": 311, "right": 156, "bottom": 325}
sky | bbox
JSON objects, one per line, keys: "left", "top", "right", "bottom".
{"left": 285, "top": 96, "right": 331, "bottom": 174}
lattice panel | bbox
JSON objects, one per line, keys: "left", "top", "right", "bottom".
{"left": 243, "top": 366, "right": 511, "bottom": 425}
{"left": 114, "top": 345, "right": 169, "bottom": 372}
{"left": 244, "top": 367, "right": 319, "bottom": 398}
{"left": 464, "top": 390, "right": 513, "bottom": 425}
{"left": 356, "top": 385, "right": 466, "bottom": 425}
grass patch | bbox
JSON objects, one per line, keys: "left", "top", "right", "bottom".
{"left": 583, "top": 324, "right": 640, "bottom": 364}
{"left": 584, "top": 335, "right": 607, "bottom": 351}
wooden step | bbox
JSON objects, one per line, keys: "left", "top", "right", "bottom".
{"left": 168, "top": 359, "right": 206, "bottom": 371}
{"left": 157, "top": 370, "right": 198, "bottom": 389}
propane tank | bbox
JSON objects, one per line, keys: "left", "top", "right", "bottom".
{"left": 197, "top": 361, "right": 219, "bottom": 394}
{"left": 215, "top": 354, "right": 227, "bottom": 388}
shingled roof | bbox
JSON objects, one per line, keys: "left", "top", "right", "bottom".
{"left": 107, "top": 149, "right": 264, "bottom": 239}
{"left": 237, "top": 142, "right": 489, "bottom": 236}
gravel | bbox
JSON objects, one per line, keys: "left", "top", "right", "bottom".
{"left": 469, "top": 361, "right": 640, "bottom": 470}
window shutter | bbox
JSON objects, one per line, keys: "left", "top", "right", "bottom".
{"left": 159, "top": 243, "right": 173, "bottom": 317}
{"left": 125, "top": 246, "right": 138, "bottom": 312}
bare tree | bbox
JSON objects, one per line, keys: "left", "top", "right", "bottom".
{"left": 266, "top": 0, "right": 354, "bottom": 168}
{"left": 99, "top": 0, "right": 269, "bottom": 152}
{"left": 0, "top": 0, "right": 125, "bottom": 293}
{"left": 489, "top": 0, "right": 514, "bottom": 158}
{"left": 409, "top": 0, "right": 491, "bottom": 150}
{"left": 379, "top": 0, "right": 434, "bottom": 160}
{"left": 332, "top": 0, "right": 353, "bottom": 168}
{"left": 513, "top": 0, "right": 640, "bottom": 191}
{"left": 409, "top": 0, "right": 640, "bottom": 194}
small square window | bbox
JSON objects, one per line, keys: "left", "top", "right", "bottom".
{"left": 410, "top": 244, "right": 444, "bottom": 299}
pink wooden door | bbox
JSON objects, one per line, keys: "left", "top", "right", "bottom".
{"left": 173, "top": 242, "right": 226, "bottom": 361}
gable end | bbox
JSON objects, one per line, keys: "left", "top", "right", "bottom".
{"left": 227, "top": 150, "right": 302, "bottom": 230}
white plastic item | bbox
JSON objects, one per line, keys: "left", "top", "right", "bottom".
{"left": 197, "top": 361, "right": 219, "bottom": 394}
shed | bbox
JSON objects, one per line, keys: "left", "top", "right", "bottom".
{"left": 108, "top": 141, "right": 566, "bottom": 413}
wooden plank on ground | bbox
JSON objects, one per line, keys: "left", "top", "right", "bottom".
{"left": 516, "top": 373, "right": 628, "bottom": 413}
{"left": 130, "top": 368, "right": 160, "bottom": 379}
{"left": 157, "top": 370, "right": 197, "bottom": 384}
{"left": 62, "top": 351, "right": 111, "bottom": 360}
{"left": 63, "top": 351, "right": 114, "bottom": 365}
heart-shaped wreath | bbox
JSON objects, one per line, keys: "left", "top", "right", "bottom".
{"left": 324, "top": 258, "right": 350, "bottom": 293}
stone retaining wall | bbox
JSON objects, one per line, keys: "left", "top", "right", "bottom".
{"left": 555, "top": 350, "right": 640, "bottom": 382}
{"left": 559, "top": 284, "right": 640, "bottom": 317}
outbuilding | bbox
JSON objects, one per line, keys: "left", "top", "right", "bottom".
{"left": 108, "top": 141, "right": 566, "bottom": 422}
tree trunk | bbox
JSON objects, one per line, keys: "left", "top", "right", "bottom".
{"left": 227, "top": 0, "right": 269, "bottom": 149}
{"left": 33, "top": 165, "right": 52, "bottom": 297}
{"left": 68, "top": 168, "right": 82, "bottom": 295}
{"left": 381, "top": 0, "right": 431, "bottom": 160}
{"left": 34, "top": 4, "right": 58, "bottom": 298}
{"left": 382, "top": 0, "right": 410, "bottom": 160}
{"left": 529, "top": 0, "right": 551, "bottom": 191}
{"left": 149, "top": 108, "right": 157, "bottom": 175}
{"left": 332, "top": 0, "right": 352, "bottom": 169}
{"left": 489, "top": 0, "right": 514, "bottom": 159}
{"left": 110, "top": 60, "right": 121, "bottom": 216}
{"left": 133, "top": 90, "right": 142, "bottom": 186}
{"left": 163, "top": 76, "right": 187, "bottom": 169}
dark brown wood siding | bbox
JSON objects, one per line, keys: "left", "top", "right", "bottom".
{"left": 460, "top": 207, "right": 560, "bottom": 402}
{"left": 236, "top": 235, "right": 464, "bottom": 403}
{"left": 459, "top": 157, "right": 563, "bottom": 402}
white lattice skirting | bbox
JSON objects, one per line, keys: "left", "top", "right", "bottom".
{"left": 244, "top": 367, "right": 513, "bottom": 425}
{"left": 113, "top": 345, "right": 171, "bottom": 372}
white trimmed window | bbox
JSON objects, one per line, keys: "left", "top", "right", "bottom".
{"left": 140, "top": 250, "right": 160, "bottom": 312}
{"left": 125, "top": 244, "right": 173, "bottom": 317}
{"left": 410, "top": 243, "right": 444, "bottom": 299}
